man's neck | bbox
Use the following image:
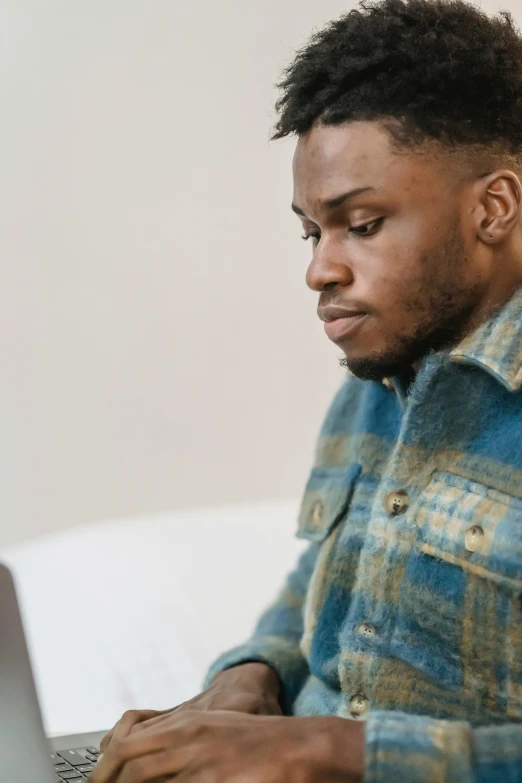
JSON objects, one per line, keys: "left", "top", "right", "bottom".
{"left": 409, "top": 280, "right": 522, "bottom": 381}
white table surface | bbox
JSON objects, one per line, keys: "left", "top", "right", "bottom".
{"left": 0, "top": 499, "right": 305, "bottom": 736}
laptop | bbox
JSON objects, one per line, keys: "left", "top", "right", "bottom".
{"left": 0, "top": 562, "right": 108, "bottom": 781}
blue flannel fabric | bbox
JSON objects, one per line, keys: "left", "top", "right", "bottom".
{"left": 204, "top": 286, "right": 522, "bottom": 782}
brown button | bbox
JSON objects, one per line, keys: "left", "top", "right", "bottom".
{"left": 465, "top": 525, "right": 485, "bottom": 553}
{"left": 349, "top": 693, "right": 369, "bottom": 718}
{"left": 382, "top": 378, "right": 395, "bottom": 392}
{"left": 311, "top": 501, "right": 323, "bottom": 526}
{"left": 355, "top": 622, "right": 376, "bottom": 638}
{"left": 384, "top": 490, "right": 410, "bottom": 517}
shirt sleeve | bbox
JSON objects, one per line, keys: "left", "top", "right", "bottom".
{"left": 202, "top": 541, "right": 320, "bottom": 713}
{"left": 365, "top": 709, "right": 522, "bottom": 782}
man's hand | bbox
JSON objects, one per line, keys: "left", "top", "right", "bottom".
{"left": 99, "top": 663, "right": 283, "bottom": 757}
{"left": 89, "top": 709, "right": 365, "bottom": 783}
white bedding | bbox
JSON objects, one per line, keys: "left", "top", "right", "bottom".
{"left": 0, "top": 500, "right": 305, "bottom": 736}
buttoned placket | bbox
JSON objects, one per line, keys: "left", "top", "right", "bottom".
{"left": 338, "top": 357, "right": 446, "bottom": 719}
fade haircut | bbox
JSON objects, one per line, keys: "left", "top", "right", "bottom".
{"left": 271, "top": 0, "right": 522, "bottom": 175}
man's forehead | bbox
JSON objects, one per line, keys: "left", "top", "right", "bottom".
{"left": 292, "top": 121, "right": 442, "bottom": 210}
{"left": 292, "top": 120, "right": 395, "bottom": 173}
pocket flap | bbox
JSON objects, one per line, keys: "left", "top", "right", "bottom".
{"left": 297, "top": 463, "right": 362, "bottom": 542}
{"left": 416, "top": 471, "right": 522, "bottom": 587}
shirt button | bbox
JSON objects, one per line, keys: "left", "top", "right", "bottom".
{"left": 311, "top": 501, "right": 323, "bottom": 526}
{"left": 355, "top": 622, "right": 376, "bottom": 638}
{"left": 465, "top": 525, "right": 485, "bottom": 552}
{"left": 349, "top": 693, "right": 370, "bottom": 718}
{"left": 384, "top": 490, "right": 410, "bottom": 516}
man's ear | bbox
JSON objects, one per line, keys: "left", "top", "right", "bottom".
{"left": 473, "top": 169, "right": 522, "bottom": 245}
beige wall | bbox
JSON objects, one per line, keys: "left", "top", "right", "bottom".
{"left": 0, "top": 0, "right": 516, "bottom": 546}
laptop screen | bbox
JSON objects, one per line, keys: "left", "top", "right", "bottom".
{"left": 0, "top": 563, "right": 55, "bottom": 782}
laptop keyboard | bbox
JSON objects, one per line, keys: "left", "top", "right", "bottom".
{"left": 50, "top": 746, "right": 100, "bottom": 781}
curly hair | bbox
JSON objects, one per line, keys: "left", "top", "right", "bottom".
{"left": 270, "top": 0, "right": 522, "bottom": 171}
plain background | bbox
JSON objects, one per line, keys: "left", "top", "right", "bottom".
{"left": 1, "top": 0, "right": 516, "bottom": 546}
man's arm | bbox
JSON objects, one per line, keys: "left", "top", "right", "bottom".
{"left": 88, "top": 703, "right": 522, "bottom": 783}
{"left": 364, "top": 709, "right": 522, "bottom": 782}
{"left": 203, "top": 541, "right": 320, "bottom": 713}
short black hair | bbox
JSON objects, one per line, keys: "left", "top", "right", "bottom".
{"left": 270, "top": 0, "right": 522, "bottom": 170}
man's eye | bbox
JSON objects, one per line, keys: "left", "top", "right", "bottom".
{"left": 301, "top": 218, "right": 384, "bottom": 243}
{"left": 349, "top": 218, "right": 384, "bottom": 236}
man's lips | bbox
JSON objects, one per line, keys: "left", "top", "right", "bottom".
{"left": 318, "top": 305, "right": 368, "bottom": 342}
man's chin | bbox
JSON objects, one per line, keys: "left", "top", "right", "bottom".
{"left": 339, "top": 352, "right": 420, "bottom": 382}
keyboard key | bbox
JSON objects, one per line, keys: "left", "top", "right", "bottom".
{"left": 86, "top": 747, "right": 99, "bottom": 755}
{"left": 85, "top": 754, "right": 98, "bottom": 763}
{"left": 59, "top": 771, "right": 85, "bottom": 780}
{"left": 77, "top": 766, "right": 94, "bottom": 773}
{"left": 50, "top": 753, "right": 63, "bottom": 764}
{"left": 58, "top": 750, "right": 90, "bottom": 766}
{"left": 72, "top": 748, "right": 96, "bottom": 761}
{"left": 55, "top": 763, "right": 74, "bottom": 772}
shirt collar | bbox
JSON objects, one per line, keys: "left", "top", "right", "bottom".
{"left": 449, "top": 285, "right": 522, "bottom": 392}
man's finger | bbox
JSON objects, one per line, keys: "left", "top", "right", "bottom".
{"left": 111, "top": 710, "right": 158, "bottom": 745}
{"left": 116, "top": 747, "right": 192, "bottom": 783}
{"left": 102, "top": 707, "right": 169, "bottom": 750}
{"left": 100, "top": 711, "right": 152, "bottom": 754}
{"left": 90, "top": 728, "right": 184, "bottom": 783}
{"left": 92, "top": 711, "right": 159, "bottom": 780}
{"left": 131, "top": 708, "right": 181, "bottom": 734}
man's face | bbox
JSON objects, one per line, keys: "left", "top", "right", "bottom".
{"left": 292, "top": 120, "right": 486, "bottom": 381}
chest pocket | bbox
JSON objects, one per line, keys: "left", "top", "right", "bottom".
{"left": 392, "top": 472, "right": 522, "bottom": 717}
{"left": 416, "top": 471, "right": 522, "bottom": 589}
{"left": 297, "top": 463, "right": 362, "bottom": 543}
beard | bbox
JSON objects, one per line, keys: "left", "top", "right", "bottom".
{"left": 340, "top": 219, "right": 482, "bottom": 382}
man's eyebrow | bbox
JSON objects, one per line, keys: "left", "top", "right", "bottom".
{"left": 291, "top": 186, "right": 378, "bottom": 217}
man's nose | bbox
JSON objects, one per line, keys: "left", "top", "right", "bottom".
{"left": 305, "top": 239, "right": 354, "bottom": 292}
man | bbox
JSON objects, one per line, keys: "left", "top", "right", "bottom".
{"left": 90, "top": 0, "right": 522, "bottom": 780}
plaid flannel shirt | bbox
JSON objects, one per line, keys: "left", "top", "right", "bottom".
{"left": 205, "top": 285, "right": 522, "bottom": 782}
